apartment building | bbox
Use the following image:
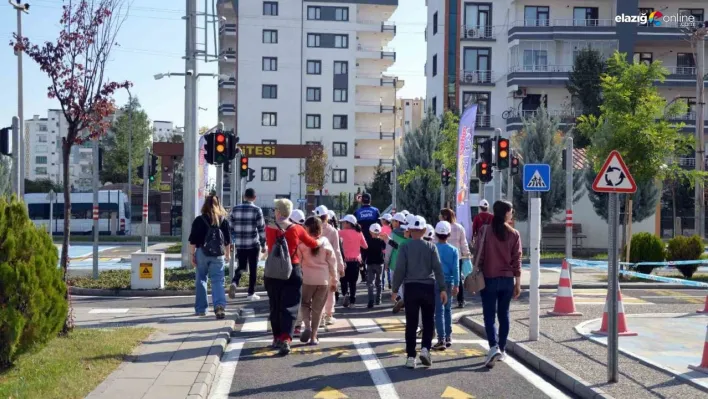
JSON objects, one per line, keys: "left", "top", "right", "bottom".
{"left": 395, "top": 97, "right": 426, "bottom": 137}
{"left": 153, "top": 120, "right": 179, "bottom": 142}
{"left": 217, "top": 0, "right": 402, "bottom": 202}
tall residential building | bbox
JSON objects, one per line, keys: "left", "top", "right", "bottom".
{"left": 217, "top": 0, "right": 402, "bottom": 203}
{"left": 395, "top": 97, "right": 426, "bottom": 137}
{"left": 153, "top": 120, "right": 181, "bottom": 142}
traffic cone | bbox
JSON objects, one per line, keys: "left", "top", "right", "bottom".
{"left": 697, "top": 296, "right": 708, "bottom": 314}
{"left": 592, "top": 287, "right": 637, "bottom": 336}
{"left": 547, "top": 260, "right": 582, "bottom": 316}
{"left": 689, "top": 325, "right": 708, "bottom": 374}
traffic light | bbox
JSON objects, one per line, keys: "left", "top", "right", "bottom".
{"left": 497, "top": 138, "right": 510, "bottom": 169}
{"left": 214, "top": 131, "right": 227, "bottom": 164}
{"left": 240, "top": 157, "right": 249, "bottom": 177}
{"left": 478, "top": 139, "right": 493, "bottom": 164}
{"left": 223, "top": 160, "right": 231, "bottom": 174}
{"left": 248, "top": 168, "right": 256, "bottom": 182}
{"left": 98, "top": 147, "right": 104, "bottom": 171}
{"left": 511, "top": 153, "right": 520, "bottom": 175}
{"left": 477, "top": 161, "right": 492, "bottom": 183}
{"left": 227, "top": 133, "right": 239, "bottom": 161}
{"left": 0, "top": 127, "right": 11, "bottom": 156}
{"left": 441, "top": 168, "right": 451, "bottom": 187}
{"left": 204, "top": 132, "right": 215, "bottom": 164}
{"left": 149, "top": 154, "right": 158, "bottom": 182}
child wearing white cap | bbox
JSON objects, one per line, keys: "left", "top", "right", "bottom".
{"left": 385, "top": 212, "right": 410, "bottom": 313}
{"left": 289, "top": 209, "right": 306, "bottom": 225}
{"left": 364, "top": 223, "right": 387, "bottom": 308}
{"left": 339, "top": 214, "right": 368, "bottom": 307}
{"left": 431, "top": 221, "right": 459, "bottom": 351}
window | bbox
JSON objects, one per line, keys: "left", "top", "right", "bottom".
{"left": 35, "top": 167, "right": 47, "bottom": 175}
{"left": 263, "top": 29, "right": 278, "bottom": 43}
{"left": 334, "top": 34, "right": 348, "bottom": 48}
{"left": 335, "top": 7, "right": 349, "bottom": 21}
{"left": 679, "top": 9, "right": 704, "bottom": 24}
{"left": 262, "top": 57, "right": 277, "bottom": 71}
{"left": 306, "top": 87, "right": 321, "bottom": 102}
{"left": 432, "top": 54, "right": 437, "bottom": 76}
{"left": 307, "top": 60, "right": 321, "bottom": 74}
{"left": 38, "top": 135, "right": 47, "bottom": 143}
{"left": 306, "top": 114, "right": 321, "bottom": 129}
{"left": 463, "top": 92, "right": 491, "bottom": 126}
{"left": 334, "top": 61, "right": 348, "bottom": 75}
{"left": 262, "top": 112, "right": 277, "bottom": 126}
{"left": 464, "top": 3, "right": 492, "bottom": 37}
{"left": 523, "top": 49, "right": 548, "bottom": 71}
{"left": 524, "top": 6, "right": 549, "bottom": 26}
{"left": 433, "top": 12, "right": 438, "bottom": 35}
{"left": 463, "top": 48, "right": 491, "bottom": 76}
{"left": 307, "top": 33, "right": 321, "bottom": 47}
{"left": 263, "top": 1, "right": 278, "bottom": 16}
{"left": 307, "top": 6, "right": 321, "bottom": 20}
{"left": 36, "top": 145, "right": 47, "bottom": 153}
{"left": 38, "top": 124, "right": 48, "bottom": 132}
{"left": 332, "top": 169, "right": 347, "bottom": 183}
{"left": 333, "top": 142, "right": 347, "bottom": 157}
{"left": 35, "top": 156, "right": 47, "bottom": 164}
{"left": 262, "top": 84, "right": 277, "bottom": 99}
{"left": 261, "top": 167, "right": 277, "bottom": 181}
{"left": 432, "top": 97, "right": 437, "bottom": 115}
{"left": 573, "top": 7, "right": 599, "bottom": 26}
{"left": 333, "top": 88, "right": 348, "bottom": 102}
{"left": 333, "top": 115, "right": 348, "bottom": 129}
{"left": 633, "top": 52, "right": 652, "bottom": 65}
{"left": 677, "top": 53, "right": 696, "bottom": 74}
{"left": 262, "top": 140, "right": 277, "bottom": 145}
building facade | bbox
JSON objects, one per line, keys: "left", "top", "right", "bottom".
{"left": 395, "top": 97, "right": 426, "bottom": 137}
{"left": 217, "top": 0, "right": 402, "bottom": 205}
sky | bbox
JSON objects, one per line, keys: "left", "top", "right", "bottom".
{"left": 0, "top": 0, "right": 427, "bottom": 130}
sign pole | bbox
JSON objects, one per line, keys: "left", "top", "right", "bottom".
{"left": 92, "top": 138, "right": 100, "bottom": 280}
{"left": 529, "top": 191, "right": 541, "bottom": 341}
{"left": 142, "top": 148, "right": 149, "bottom": 252}
{"left": 608, "top": 192, "right": 619, "bottom": 383}
{"left": 565, "top": 136, "right": 574, "bottom": 281}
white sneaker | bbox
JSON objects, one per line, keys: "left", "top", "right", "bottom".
{"left": 419, "top": 348, "right": 432, "bottom": 367}
{"left": 405, "top": 357, "right": 417, "bottom": 369}
{"left": 325, "top": 316, "right": 336, "bottom": 325}
{"left": 484, "top": 345, "right": 502, "bottom": 368}
{"left": 247, "top": 294, "right": 260, "bottom": 301}
{"left": 499, "top": 351, "right": 507, "bottom": 362}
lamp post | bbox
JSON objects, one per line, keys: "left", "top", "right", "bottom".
{"left": 125, "top": 86, "right": 133, "bottom": 232}
{"left": 9, "top": 0, "right": 29, "bottom": 196}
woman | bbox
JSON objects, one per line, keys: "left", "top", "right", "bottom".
{"left": 297, "top": 217, "right": 338, "bottom": 345}
{"left": 188, "top": 195, "right": 231, "bottom": 320}
{"left": 475, "top": 200, "right": 522, "bottom": 369}
{"left": 265, "top": 199, "right": 321, "bottom": 355}
{"left": 440, "top": 208, "right": 472, "bottom": 308}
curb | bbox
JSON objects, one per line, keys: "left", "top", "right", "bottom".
{"left": 527, "top": 283, "right": 702, "bottom": 290}
{"left": 460, "top": 316, "right": 614, "bottom": 399}
{"left": 70, "top": 285, "right": 267, "bottom": 297}
{"left": 188, "top": 320, "right": 234, "bottom": 399}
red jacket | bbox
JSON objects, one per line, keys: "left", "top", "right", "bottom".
{"left": 472, "top": 212, "right": 494, "bottom": 239}
{"left": 266, "top": 223, "right": 318, "bottom": 265}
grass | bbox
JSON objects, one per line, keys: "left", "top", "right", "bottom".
{"left": 0, "top": 328, "right": 153, "bottom": 399}
{"left": 164, "top": 243, "right": 182, "bottom": 254}
{"left": 53, "top": 235, "right": 180, "bottom": 243}
{"left": 68, "top": 267, "right": 265, "bottom": 291}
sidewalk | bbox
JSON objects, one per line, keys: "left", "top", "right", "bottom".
{"left": 78, "top": 307, "right": 235, "bottom": 399}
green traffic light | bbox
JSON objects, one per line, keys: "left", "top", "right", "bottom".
{"left": 149, "top": 176, "right": 155, "bottom": 182}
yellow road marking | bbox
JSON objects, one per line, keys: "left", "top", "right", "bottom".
{"left": 441, "top": 386, "right": 475, "bottom": 399}
{"left": 650, "top": 289, "right": 705, "bottom": 304}
{"left": 375, "top": 318, "right": 405, "bottom": 333}
{"left": 314, "top": 386, "right": 348, "bottom": 399}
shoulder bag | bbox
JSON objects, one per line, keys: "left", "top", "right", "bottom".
{"left": 464, "top": 224, "right": 488, "bottom": 295}
{"left": 264, "top": 222, "right": 294, "bottom": 280}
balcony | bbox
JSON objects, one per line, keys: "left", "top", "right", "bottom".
{"left": 355, "top": 74, "right": 402, "bottom": 88}
{"left": 219, "top": 23, "right": 236, "bottom": 36}
{"left": 667, "top": 112, "right": 708, "bottom": 133}
{"left": 218, "top": 104, "right": 235, "bottom": 115}
{"left": 355, "top": 101, "right": 396, "bottom": 114}
{"left": 357, "top": 45, "right": 396, "bottom": 63}
{"left": 354, "top": 153, "right": 394, "bottom": 167}
{"left": 459, "top": 70, "right": 495, "bottom": 86}
{"left": 508, "top": 19, "right": 616, "bottom": 42}
{"left": 660, "top": 66, "right": 708, "bottom": 88}
{"left": 475, "top": 115, "right": 494, "bottom": 130}
{"left": 219, "top": 49, "right": 236, "bottom": 62}
{"left": 356, "top": 20, "right": 397, "bottom": 36}
{"left": 461, "top": 25, "right": 495, "bottom": 41}
{"left": 218, "top": 77, "right": 235, "bottom": 89}
{"left": 505, "top": 109, "right": 577, "bottom": 132}
{"left": 637, "top": 20, "right": 708, "bottom": 42}
{"left": 355, "top": 129, "right": 394, "bottom": 140}
{"left": 507, "top": 65, "right": 573, "bottom": 87}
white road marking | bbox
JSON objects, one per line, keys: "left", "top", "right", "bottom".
{"left": 209, "top": 340, "right": 245, "bottom": 399}
{"left": 244, "top": 338, "right": 488, "bottom": 344}
{"left": 350, "top": 318, "right": 385, "bottom": 333}
{"left": 241, "top": 317, "right": 268, "bottom": 333}
{"left": 240, "top": 308, "right": 255, "bottom": 318}
{"left": 88, "top": 308, "right": 129, "bottom": 314}
{"left": 354, "top": 340, "right": 400, "bottom": 399}
{"left": 574, "top": 302, "right": 653, "bottom": 305}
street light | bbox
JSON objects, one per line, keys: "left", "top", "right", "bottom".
{"left": 9, "top": 0, "right": 29, "bottom": 197}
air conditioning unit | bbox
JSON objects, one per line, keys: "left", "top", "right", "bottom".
{"left": 467, "top": 28, "right": 478, "bottom": 38}
{"left": 465, "top": 72, "right": 475, "bottom": 83}
{"left": 513, "top": 88, "right": 527, "bottom": 98}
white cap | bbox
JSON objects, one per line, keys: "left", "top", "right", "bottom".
{"left": 393, "top": 213, "right": 407, "bottom": 223}
{"left": 380, "top": 213, "right": 393, "bottom": 222}
{"left": 327, "top": 210, "right": 336, "bottom": 218}
{"left": 479, "top": 199, "right": 490, "bottom": 208}
{"left": 341, "top": 214, "right": 357, "bottom": 226}
{"left": 408, "top": 215, "right": 427, "bottom": 230}
{"left": 435, "top": 221, "right": 452, "bottom": 235}
{"left": 289, "top": 209, "right": 306, "bottom": 225}
{"left": 425, "top": 224, "right": 435, "bottom": 238}
{"left": 401, "top": 224, "right": 409, "bottom": 231}
{"left": 400, "top": 210, "right": 410, "bottom": 216}
{"left": 405, "top": 214, "right": 417, "bottom": 226}
{"left": 313, "top": 205, "right": 329, "bottom": 217}
{"left": 369, "top": 223, "right": 382, "bottom": 233}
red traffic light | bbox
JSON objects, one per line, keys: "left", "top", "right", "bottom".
{"left": 216, "top": 134, "right": 225, "bottom": 143}
{"left": 511, "top": 158, "right": 519, "bottom": 166}
{"left": 499, "top": 139, "right": 508, "bottom": 149}
{"left": 481, "top": 162, "right": 488, "bottom": 168}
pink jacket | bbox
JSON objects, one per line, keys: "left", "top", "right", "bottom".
{"left": 322, "top": 223, "right": 345, "bottom": 275}
{"left": 339, "top": 228, "right": 368, "bottom": 262}
{"left": 297, "top": 237, "right": 338, "bottom": 286}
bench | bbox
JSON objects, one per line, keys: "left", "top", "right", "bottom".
{"left": 541, "top": 223, "right": 586, "bottom": 251}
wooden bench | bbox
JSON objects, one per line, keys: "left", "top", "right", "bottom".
{"left": 541, "top": 223, "right": 586, "bottom": 251}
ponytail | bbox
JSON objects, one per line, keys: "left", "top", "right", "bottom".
{"left": 354, "top": 223, "right": 362, "bottom": 233}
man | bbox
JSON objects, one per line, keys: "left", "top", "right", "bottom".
{"left": 354, "top": 193, "right": 380, "bottom": 281}
{"left": 228, "top": 188, "right": 266, "bottom": 301}
{"left": 472, "top": 199, "right": 493, "bottom": 243}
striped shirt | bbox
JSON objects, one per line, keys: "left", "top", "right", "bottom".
{"left": 228, "top": 201, "right": 266, "bottom": 250}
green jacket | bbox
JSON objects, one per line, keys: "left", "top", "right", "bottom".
{"left": 385, "top": 228, "right": 409, "bottom": 271}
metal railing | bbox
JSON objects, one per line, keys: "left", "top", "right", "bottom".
{"left": 219, "top": 23, "right": 236, "bottom": 34}
{"left": 665, "top": 66, "right": 697, "bottom": 75}
{"left": 475, "top": 114, "right": 493, "bottom": 128}
{"left": 460, "top": 70, "right": 494, "bottom": 84}
{"left": 512, "top": 19, "right": 615, "bottom": 27}
{"left": 461, "top": 25, "right": 495, "bottom": 39}
{"left": 357, "top": 44, "right": 395, "bottom": 52}
{"left": 505, "top": 109, "right": 576, "bottom": 120}
{"left": 508, "top": 64, "right": 573, "bottom": 73}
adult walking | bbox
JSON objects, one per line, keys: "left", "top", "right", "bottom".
{"left": 475, "top": 200, "right": 522, "bottom": 368}
{"left": 439, "top": 208, "right": 472, "bottom": 308}
{"left": 189, "top": 195, "right": 231, "bottom": 320}
{"left": 228, "top": 188, "right": 266, "bottom": 301}
{"left": 265, "top": 199, "right": 321, "bottom": 355}
{"left": 472, "top": 199, "right": 493, "bottom": 243}
{"left": 355, "top": 193, "right": 380, "bottom": 281}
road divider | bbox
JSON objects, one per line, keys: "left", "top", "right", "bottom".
{"left": 566, "top": 259, "right": 708, "bottom": 288}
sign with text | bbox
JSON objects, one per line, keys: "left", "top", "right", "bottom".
{"left": 239, "top": 144, "right": 321, "bottom": 158}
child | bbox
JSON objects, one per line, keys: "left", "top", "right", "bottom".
{"left": 391, "top": 215, "right": 447, "bottom": 369}
{"left": 380, "top": 214, "right": 393, "bottom": 237}
{"left": 385, "top": 213, "right": 409, "bottom": 313}
{"left": 424, "top": 224, "right": 435, "bottom": 242}
{"left": 339, "top": 214, "right": 368, "bottom": 307}
{"left": 289, "top": 209, "right": 306, "bottom": 225}
{"left": 365, "top": 223, "right": 387, "bottom": 308}
{"left": 432, "top": 221, "right": 460, "bottom": 351}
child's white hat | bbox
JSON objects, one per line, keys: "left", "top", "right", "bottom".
{"left": 435, "top": 221, "right": 452, "bottom": 235}
{"left": 408, "top": 215, "right": 427, "bottom": 230}
{"left": 425, "top": 224, "right": 435, "bottom": 239}
{"left": 313, "top": 205, "right": 329, "bottom": 217}
{"left": 341, "top": 214, "right": 357, "bottom": 225}
{"left": 289, "top": 209, "right": 306, "bottom": 225}
{"left": 393, "top": 213, "right": 407, "bottom": 223}
{"left": 380, "top": 213, "right": 393, "bottom": 222}
{"left": 369, "top": 223, "right": 382, "bottom": 233}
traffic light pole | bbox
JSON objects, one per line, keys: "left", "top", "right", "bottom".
{"left": 11, "top": 117, "right": 20, "bottom": 198}
{"left": 142, "top": 147, "right": 149, "bottom": 252}
{"left": 494, "top": 128, "right": 503, "bottom": 204}
{"left": 216, "top": 164, "right": 224, "bottom": 200}
{"left": 440, "top": 164, "right": 445, "bottom": 210}
{"left": 229, "top": 153, "right": 241, "bottom": 282}
{"left": 92, "top": 137, "right": 99, "bottom": 279}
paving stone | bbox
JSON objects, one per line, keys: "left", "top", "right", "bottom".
{"left": 142, "top": 385, "right": 191, "bottom": 399}
{"left": 113, "top": 362, "right": 166, "bottom": 379}
{"left": 153, "top": 371, "right": 199, "bottom": 386}
{"left": 92, "top": 378, "right": 154, "bottom": 398}
{"left": 164, "top": 360, "right": 207, "bottom": 372}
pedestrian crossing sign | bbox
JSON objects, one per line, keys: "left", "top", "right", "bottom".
{"left": 139, "top": 263, "right": 153, "bottom": 279}
{"left": 523, "top": 164, "right": 551, "bottom": 192}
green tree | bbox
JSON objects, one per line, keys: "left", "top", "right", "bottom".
{"left": 0, "top": 158, "right": 13, "bottom": 197}
{"left": 509, "top": 106, "right": 584, "bottom": 222}
{"left": 566, "top": 48, "right": 606, "bottom": 148}
{"left": 434, "top": 111, "right": 460, "bottom": 182}
{"left": 364, "top": 165, "right": 392, "bottom": 210}
{"left": 100, "top": 97, "right": 152, "bottom": 186}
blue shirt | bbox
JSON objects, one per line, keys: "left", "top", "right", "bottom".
{"left": 435, "top": 242, "right": 460, "bottom": 286}
{"left": 355, "top": 205, "right": 380, "bottom": 241}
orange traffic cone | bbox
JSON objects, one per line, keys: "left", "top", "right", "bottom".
{"left": 689, "top": 325, "right": 708, "bottom": 374}
{"left": 592, "top": 286, "right": 638, "bottom": 336}
{"left": 547, "top": 260, "right": 582, "bottom": 316}
{"left": 697, "top": 296, "right": 708, "bottom": 314}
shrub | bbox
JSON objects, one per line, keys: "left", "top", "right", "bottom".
{"left": 666, "top": 235, "right": 704, "bottom": 278}
{"left": 0, "top": 197, "right": 67, "bottom": 368}
{"left": 626, "top": 232, "right": 665, "bottom": 275}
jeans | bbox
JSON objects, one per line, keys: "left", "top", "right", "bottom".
{"left": 195, "top": 248, "right": 226, "bottom": 313}
{"left": 344, "top": 261, "right": 360, "bottom": 302}
{"left": 264, "top": 265, "right": 303, "bottom": 342}
{"left": 480, "top": 277, "right": 515, "bottom": 351}
{"left": 404, "top": 282, "right": 435, "bottom": 358}
{"left": 233, "top": 246, "right": 260, "bottom": 295}
{"left": 435, "top": 283, "right": 453, "bottom": 339}
{"left": 367, "top": 264, "right": 383, "bottom": 302}
{"left": 457, "top": 260, "right": 465, "bottom": 304}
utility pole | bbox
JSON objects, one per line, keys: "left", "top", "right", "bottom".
{"left": 126, "top": 88, "right": 133, "bottom": 234}
{"left": 506, "top": 161, "right": 513, "bottom": 200}
{"left": 11, "top": 117, "right": 19, "bottom": 197}
{"left": 229, "top": 153, "right": 241, "bottom": 282}
{"left": 142, "top": 147, "right": 149, "bottom": 252}
{"left": 92, "top": 137, "right": 99, "bottom": 279}
{"left": 494, "top": 128, "right": 503, "bottom": 203}
{"left": 10, "top": 2, "right": 28, "bottom": 197}
{"left": 696, "top": 30, "right": 706, "bottom": 238}
{"left": 392, "top": 79, "right": 398, "bottom": 210}
{"left": 565, "top": 136, "right": 574, "bottom": 280}
{"left": 216, "top": 164, "right": 224, "bottom": 200}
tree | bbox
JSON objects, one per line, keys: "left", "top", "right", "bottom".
{"left": 566, "top": 48, "right": 606, "bottom": 148}
{"left": 0, "top": 158, "right": 13, "bottom": 198}
{"left": 301, "top": 144, "right": 331, "bottom": 203}
{"left": 364, "top": 165, "right": 392, "bottom": 210}
{"left": 397, "top": 112, "right": 444, "bottom": 221}
{"left": 100, "top": 97, "right": 152, "bottom": 184}
{"left": 509, "top": 106, "right": 584, "bottom": 223}
{"left": 434, "top": 111, "right": 460, "bottom": 185}
{"left": 12, "top": 0, "right": 131, "bottom": 333}
{"left": 24, "top": 178, "right": 63, "bottom": 194}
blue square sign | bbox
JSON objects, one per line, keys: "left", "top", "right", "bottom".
{"left": 523, "top": 164, "right": 551, "bottom": 192}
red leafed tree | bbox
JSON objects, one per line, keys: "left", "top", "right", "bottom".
{"left": 11, "top": 0, "right": 130, "bottom": 333}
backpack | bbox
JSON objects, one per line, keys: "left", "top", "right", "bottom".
{"left": 264, "top": 222, "right": 294, "bottom": 280}
{"left": 201, "top": 215, "right": 226, "bottom": 257}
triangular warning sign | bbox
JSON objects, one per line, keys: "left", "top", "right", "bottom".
{"left": 143, "top": 267, "right": 150, "bottom": 274}
{"left": 526, "top": 170, "right": 547, "bottom": 188}
{"left": 592, "top": 150, "right": 637, "bottom": 193}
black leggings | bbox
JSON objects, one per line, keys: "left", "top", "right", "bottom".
{"left": 345, "top": 261, "right": 360, "bottom": 301}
